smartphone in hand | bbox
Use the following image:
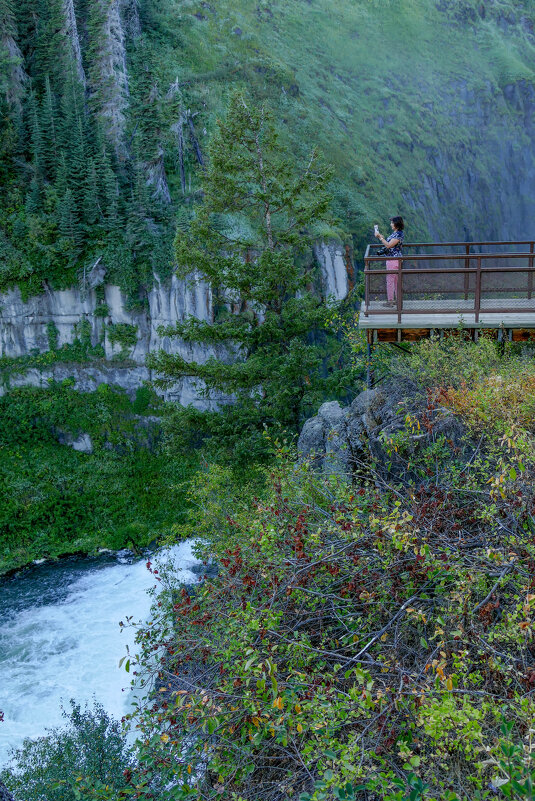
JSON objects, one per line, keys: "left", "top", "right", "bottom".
{"left": 374, "top": 224, "right": 379, "bottom": 236}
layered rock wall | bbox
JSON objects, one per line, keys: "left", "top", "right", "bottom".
{"left": 0, "top": 243, "right": 349, "bottom": 404}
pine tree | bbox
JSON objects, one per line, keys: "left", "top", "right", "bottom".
{"left": 82, "top": 158, "right": 101, "bottom": 228}
{"left": 55, "top": 150, "right": 69, "bottom": 197}
{"left": 149, "top": 91, "right": 337, "bottom": 459}
{"left": 58, "top": 187, "right": 82, "bottom": 248}
{"left": 28, "top": 89, "right": 45, "bottom": 188}
{"left": 103, "top": 160, "right": 120, "bottom": 233}
{"left": 41, "top": 75, "right": 58, "bottom": 178}
{"left": 59, "top": 69, "right": 88, "bottom": 206}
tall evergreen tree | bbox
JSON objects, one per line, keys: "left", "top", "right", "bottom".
{"left": 28, "top": 89, "right": 45, "bottom": 194}
{"left": 149, "top": 92, "right": 338, "bottom": 459}
{"left": 41, "top": 75, "right": 58, "bottom": 177}
{"left": 58, "top": 186, "right": 82, "bottom": 248}
{"left": 82, "top": 158, "right": 101, "bottom": 228}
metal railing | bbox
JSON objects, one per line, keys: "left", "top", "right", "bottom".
{"left": 363, "top": 241, "right": 535, "bottom": 324}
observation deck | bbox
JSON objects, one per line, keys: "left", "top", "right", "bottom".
{"left": 359, "top": 241, "right": 535, "bottom": 343}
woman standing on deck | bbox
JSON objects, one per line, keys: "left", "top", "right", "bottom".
{"left": 375, "top": 216, "right": 405, "bottom": 306}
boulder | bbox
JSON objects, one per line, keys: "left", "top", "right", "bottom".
{"left": 297, "top": 384, "right": 410, "bottom": 475}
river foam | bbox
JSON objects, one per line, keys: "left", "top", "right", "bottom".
{"left": 0, "top": 541, "right": 200, "bottom": 766}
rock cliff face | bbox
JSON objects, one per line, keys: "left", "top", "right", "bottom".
{"left": 404, "top": 80, "right": 535, "bottom": 243}
{"left": 0, "top": 243, "right": 349, "bottom": 404}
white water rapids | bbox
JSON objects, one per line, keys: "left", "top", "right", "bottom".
{"left": 0, "top": 541, "right": 200, "bottom": 767}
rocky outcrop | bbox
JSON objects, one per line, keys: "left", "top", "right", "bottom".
{"left": 63, "top": 0, "right": 86, "bottom": 88}
{"left": 0, "top": 273, "right": 218, "bottom": 404}
{"left": 88, "top": 0, "right": 129, "bottom": 158}
{"left": 121, "top": 0, "right": 141, "bottom": 39}
{"left": 298, "top": 383, "right": 464, "bottom": 476}
{"left": 0, "top": 2, "right": 27, "bottom": 112}
{"left": 404, "top": 80, "right": 535, "bottom": 243}
{"left": 314, "top": 242, "right": 350, "bottom": 301}
{"left": 53, "top": 414, "right": 162, "bottom": 454}
{"left": 298, "top": 389, "right": 398, "bottom": 475}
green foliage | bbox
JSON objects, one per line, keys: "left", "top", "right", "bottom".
{"left": 0, "top": 382, "right": 197, "bottom": 572}
{"left": 0, "top": 701, "right": 133, "bottom": 801}
{"left": 393, "top": 331, "right": 523, "bottom": 390}
{"left": 114, "top": 415, "right": 535, "bottom": 800}
{"left": 106, "top": 323, "right": 138, "bottom": 357}
{"left": 150, "top": 91, "right": 356, "bottom": 460}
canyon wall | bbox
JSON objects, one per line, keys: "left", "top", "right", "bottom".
{"left": 0, "top": 243, "right": 349, "bottom": 403}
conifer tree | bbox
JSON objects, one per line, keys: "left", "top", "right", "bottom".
{"left": 150, "top": 92, "right": 338, "bottom": 458}
{"left": 28, "top": 90, "right": 45, "bottom": 198}
{"left": 103, "top": 160, "right": 120, "bottom": 233}
{"left": 41, "top": 75, "right": 58, "bottom": 177}
{"left": 83, "top": 158, "right": 101, "bottom": 228}
{"left": 58, "top": 187, "right": 82, "bottom": 249}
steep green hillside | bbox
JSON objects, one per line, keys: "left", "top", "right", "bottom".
{"left": 1, "top": 0, "right": 534, "bottom": 299}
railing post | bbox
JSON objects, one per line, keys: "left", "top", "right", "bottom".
{"left": 475, "top": 256, "right": 481, "bottom": 323}
{"left": 397, "top": 258, "right": 402, "bottom": 325}
{"left": 528, "top": 242, "right": 534, "bottom": 301}
{"left": 464, "top": 244, "right": 470, "bottom": 300}
{"left": 364, "top": 258, "right": 369, "bottom": 316}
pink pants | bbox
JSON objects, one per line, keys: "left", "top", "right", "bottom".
{"left": 386, "top": 259, "right": 400, "bottom": 302}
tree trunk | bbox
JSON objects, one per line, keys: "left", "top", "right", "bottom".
{"left": 172, "top": 113, "right": 186, "bottom": 194}
{"left": 187, "top": 114, "right": 205, "bottom": 167}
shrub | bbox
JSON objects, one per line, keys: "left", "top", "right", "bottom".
{"left": 120, "top": 418, "right": 535, "bottom": 801}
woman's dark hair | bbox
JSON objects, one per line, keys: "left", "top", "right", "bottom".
{"left": 390, "top": 216, "right": 404, "bottom": 230}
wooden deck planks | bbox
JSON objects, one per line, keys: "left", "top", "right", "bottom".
{"left": 359, "top": 299, "right": 535, "bottom": 330}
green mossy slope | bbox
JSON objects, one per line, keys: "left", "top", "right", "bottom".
{"left": 1, "top": 0, "right": 534, "bottom": 299}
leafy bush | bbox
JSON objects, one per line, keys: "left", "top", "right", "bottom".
{"left": 114, "top": 403, "right": 535, "bottom": 800}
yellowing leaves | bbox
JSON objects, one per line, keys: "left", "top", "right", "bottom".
{"left": 273, "top": 697, "right": 284, "bottom": 710}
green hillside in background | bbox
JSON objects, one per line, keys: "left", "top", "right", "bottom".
{"left": 1, "top": 0, "right": 534, "bottom": 300}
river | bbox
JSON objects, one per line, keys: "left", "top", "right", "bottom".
{"left": 0, "top": 542, "right": 200, "bottom": 767}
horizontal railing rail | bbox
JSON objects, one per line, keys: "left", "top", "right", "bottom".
{"left": 364, "top": 241, "right": 535, "bottom": 258}
{"left": 363, "top": 241, "right": 535, "bottom": 324}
